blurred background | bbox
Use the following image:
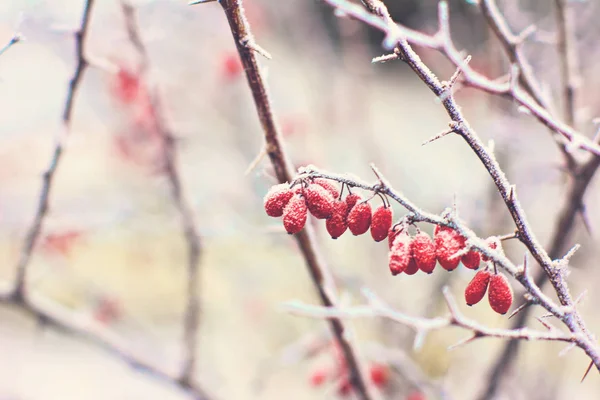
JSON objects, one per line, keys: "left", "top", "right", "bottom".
{"left": 0, "top": 0, "right": 600, "bottom": 399}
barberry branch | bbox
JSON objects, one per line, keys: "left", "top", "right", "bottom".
{"left": 554, "top": 0, "right": 579, "bottom": 127}
{"left": 367, "top": 0, "right": 594, "bottom": 160}
{"left": 284, "top": 286, "right": 577, "bottom": 348}
{"left": 12, "top": 0, "right": 94, "bottom": 301}
{"left": 212, "top": 1, "right": 374, "bottom": 399}
{"left": 0, "top": 288, "right": 211, "bottom": 399}
{"left": 318, "top": 0, "right": 600, "bottom": 374}
{"left": 121, "top": 2, "right": 203, "bottom": 387}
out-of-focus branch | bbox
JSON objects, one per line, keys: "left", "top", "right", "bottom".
{"left": 554, "top": 0, "right": 579, "bottom": 127}
{"left": 0, "top": 288, "right": 211, "bottom": 399}
{"left": 211, "top": 1, "right": 375, "bottom": 399}
{"left": 0, "top": 32, "right": 22, "bottom": 57}
{"left": 318, "top": 0, "right": 600, "bottom": 374}
{"left": 284, "top": 287, "right": 577, "bottom": 349}
{"left": 12, "top": 0, "right": 94, "bottom": 300}
{"left": 121, "top": 2, "right": 203, "bottom": 387}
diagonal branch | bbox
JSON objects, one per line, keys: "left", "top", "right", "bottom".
{"left": 210, "top": 1, "right": 375, "bottom": 399}
{"left": 12, "top": 0, "right": 94, "bottom": 301}
{"left": 121, "top": 2, "right": 203, "bottom": 387}
{"left": 319, "top": 0, "right": 600, "bottom": 374}
{"left": 554, "top": 0, "right": 579, "bottom": 127}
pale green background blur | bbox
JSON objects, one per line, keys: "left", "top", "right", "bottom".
{"left": 0, "top": 0, "right": 600, "bottom": 399}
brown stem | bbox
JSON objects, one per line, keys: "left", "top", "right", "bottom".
{"left": 216, "top": 1, "right": 374, "bottom": 399}
{"left": 13, "top": 0, "right": 94, "bottom": 300}
{"left": 554, "top": 0, "right": 579, "bottom": 127}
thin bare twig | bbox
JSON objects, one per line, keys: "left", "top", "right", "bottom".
{"left": 213, "top": 1, "right": 374, "bottom": 399}
{"left": 0, "top": 32, "right": 22, "bottom": 57}
{"left": 12, "top": 0, "right": 94, "bottom": 300}
{"left": 121, "top": 2, "right": 203, "bottom": 387}
{"left": 554, "top": 0, "right": 579, "bottom": 128}
{"left": 0, "top": 289, "right": 211, "bottom": 399}
{"left": 316, "top": 0, "right": 600, "bottom": 374}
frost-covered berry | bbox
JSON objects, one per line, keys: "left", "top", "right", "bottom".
{"left": 482, "top": 236, "right": 502, "bottom": 262}
{"left": 465, "top": 269, "right": 491, "bottom": 306}
{"left": 435, "top": 228, "right": 465, "bottom": 271}
{"left": 411, "top": 232, "right": 437, "bottom": 274}
{"left": 263, "top": 184, "right": 294, "bottom": 217}
{"left": 312, "top": 178, "right": 340, "bottom": 199}
{"left": 370, "top": 206, "right": 393, "bottom": 242}
{"left": 389, "top": 233, "right": 411, "bottom": 275}
{"left": 347, "top": 202, "right": 372, "bottom": 236}
{"left": 488, "top": 273, "right": 513, "bottom": 315}
{"left": 345, "top": 193, "right": 361, "bottom": 214}
{"left": 283, "top": 194, "right": 307, "bottom": 234}
{"left": 462, "top": 250, "right": 481, "bottom": 270}
{"left": 326, "top": 200, "right": 348, "bottom": 239}
{"left": 304, "top": 184, "right": 334, "bottom": 219}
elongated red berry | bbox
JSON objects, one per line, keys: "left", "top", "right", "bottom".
{"left": 345, "top": 193, "right": 361, "bottom": 214}
{"left": 264, "top": 184, "right": 294, "bottom": 217}
{"left": 326, "top": 200, "right": 348, "bottom": 239}
{"left": 304, "top": 184, "right": 334, "bottom": 219}
{"left": 389, "top": 233, "right": 411, "bottom": 275}
{"left": 411, "top": 231, "right": 436, "bottom": 274}
{"left": 434, "top": 224, "right": 453, "bottom": 235}
{"left": 435, "top": 229, "right": 465, "bottom": 271}
{"left": 347, "top": 202, "right": 372, "bottom": 235}
{"left": 312, "top": 178, "right": 340, "bottom": 199}
{"left": 404, "top": 257, "right": 419, "bottom": 275}
{"left": 465, "top": 269, "right": 491, "bottom": 306}
{"left": 488, "top": 273, "right": 513, "bottom": 314}
{"left": 370, "top": 206, "right": 393, "bottom": 242}
{"left": 482, "top": 236, "right": 502, "bottom": 262}
{"left": 283, "top": 194, "right": 307, "bottom": 234}
{"left": 462, "top": 250, "right": 481, "bottom": 270}
{"left": 388, "top": 226, "right": 401, "bottom": 249}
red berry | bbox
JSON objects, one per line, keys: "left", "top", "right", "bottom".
{"left": 404, "top": 257, "right": 419, "bottom": 275}
{"left": 388, "top": 226, "right": 401, "bottom": 250}
{"left": 462, "top": 250, "right": 481, "bottom": 270}
{"left": 435, "top": 229, "right": 465, "bottom": 271}
{"left": 312, "top": 178, "right": 340, "bottom": 199}
{"left": 221, "top": 52, "right": 243, "bottom": 81}
{"left": 347, "top": 202, "right": 372, "bottom": 235}
{"left": 488, "top": 273, "right": 513, "bottom": 314}
{"left": 389, "top": 233, "right": 411, "bottom": 275}
{"left": 263, "top": 184, "right": 294, "bottom": 217}
{"left": 304, "top": 184, "right": 334, "bottom": 219}
{"left": 326, "top": 200, "right": 348, "bottom": 239}
{"left": 464, "top": 269, "right": 491, "bottom": 306}
{"left": 282, "top": 194, "right": 307, "bottom": 234}
{"left": 369, "top": 363, "right": 390, "bottom": 387}
{"left": 434, "top": 224, "right": 453, "bottom": 236}
{"left": 411, "top": 232, "right": 436, "bottom": 274}
{"left": 309, "top": 368, "right": 328, "bottom": 387}
{"left": 336, "top": 376, "right": 352, "bottom": 397}
{"left": 345, "top": 193, "right": 361, "bottom": 214}
{"left": 482, "top": 236, "right": 502, "bottom": 262}
{"left": 370, "top": 206, "right": 393, "bottom": 242}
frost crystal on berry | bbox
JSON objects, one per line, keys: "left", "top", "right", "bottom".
{"left": 326, "top": 200, "right": 348, "bottom": 239}
{"left": 312, "top": 178, "right": 340, "bottom": 199}
{"left": 304, "top": 184, "right": 334, "bottom": 219}
{"left": 488, "top": 273, "right": 513, "bottom": 314}
{"left": 462, "top": 250, "right": 481, "bottom": 270}
{"left": 263, "top": 184, "right": 294, "bottom": 217}
{"left": 389, "top": 233, "right": 411, "bottom": 275}
{"left": 347, "top": 201, "right": 372, "bottom": 235}
{"left": 435, "top": 229, "right": 465, "bottom": 271}
{"left": 370, "top": 206, "right": 393, "bottom": 242}
{"left": 411, "top": 231, "right": 437, "bottom": 274}
{"left": 282, "top": 194, "right": 307, "bottom": 234}
{"left": 465, "top": 269, "right": 491, "bottom": 306}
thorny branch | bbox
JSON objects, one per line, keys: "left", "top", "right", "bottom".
{"left": 121, "top": 2, "right": 203, "bottom": 387}
{"left": 213, "top": 1, "right": 375, "bottom": 399}
{"left": 554, "top": 0, "right": 579, "bottom": 128}
{"left": 317, "top": 0, "right": 600, "bottom": 374}
{"left": 284, "top": 287, "right": 577, "bottom": 350}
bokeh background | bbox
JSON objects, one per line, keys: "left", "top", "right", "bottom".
{"left": 0, "top": 0, "right": 600, "bottom": 399}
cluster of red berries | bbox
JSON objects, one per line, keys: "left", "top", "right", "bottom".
{"left": 308, "top": 341, "right": 391, "bottom": 397}
{"left": 264, "top": 177, "right": 514, "bottom": 314}
{"left": 263, "top": 178, "right": 392, "bottom": 240}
